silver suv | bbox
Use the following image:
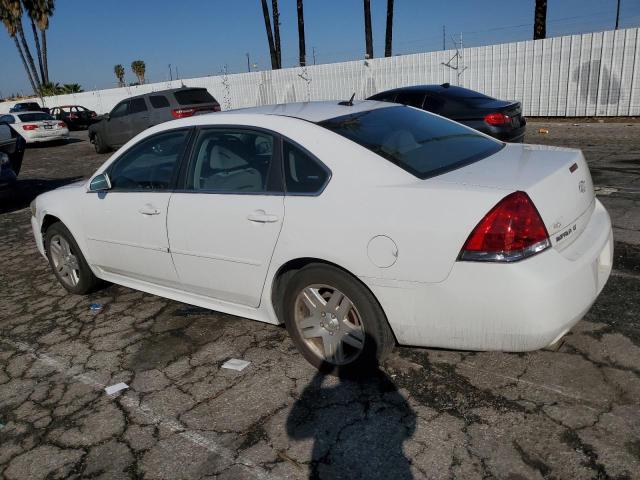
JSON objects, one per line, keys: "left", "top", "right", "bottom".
{"left": 89, "top": 87, "right": 220, "bottom": 153}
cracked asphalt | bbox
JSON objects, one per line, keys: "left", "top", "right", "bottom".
{"left": 1, "top": 122, "right": 639, "bottom": 479}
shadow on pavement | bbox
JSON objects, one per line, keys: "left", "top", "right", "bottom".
{"left": 286, "top": 345, "right": 416, "bottom": 479}
{"left": 0, "top": 176, "right": 83, "bottom": 214}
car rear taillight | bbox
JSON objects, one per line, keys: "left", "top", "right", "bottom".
{"left": 22, "top": 124, "right": 38, "bottom": 130}
{"left": 459, "top": 191, "right": 550, "bottom": 262}
{"left": 58, "top": 121, "right": 66, "bottom": 128}
{"left": 171, "top": 108, "right": 196, "bottom": 119}
{"left": 484, "top": 112, "right": 510, "bottom": 125}
{"left": 91, "top": 112, "right": 97, "bottom": 117}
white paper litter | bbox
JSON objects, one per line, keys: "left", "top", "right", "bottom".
{"left": 221, "top": 359, "right": 251, "bottom": 371}
{"left": 105, "top": 382, "right": 129, "bottom": 395}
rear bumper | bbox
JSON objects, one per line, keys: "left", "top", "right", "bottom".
{"left": 461, "top": 120, "right": 526, "bottom": 143}
{"left": 22, "top": 130, "right": 70, "bottom": 143}
{"left": 365, "top": 199, "right": 613, "bottom": 352}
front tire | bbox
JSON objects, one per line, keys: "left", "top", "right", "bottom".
{"left": 45, "top": 222, "right": 101, "bottom": 294}
{"left": 282, "top": 264, "right": 395, "bottom": 375}
{"left": 93, "top": 133, "right": 109, "bottom": 154}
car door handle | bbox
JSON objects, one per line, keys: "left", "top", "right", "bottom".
{"left": 139, "top": 204, "right": 161, "bottom": 216}
{"left": 247, "top": 210, "right": 279, "bottom": 223}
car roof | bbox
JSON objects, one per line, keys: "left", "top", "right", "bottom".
{"left": 226, "top": 100, "right": 394, "bottom": 123}
{"left": 371, "top": 84, "right": 476, "bottom": 96}
{"left": 125, "top": 86, "right": 209, "bottom": 101}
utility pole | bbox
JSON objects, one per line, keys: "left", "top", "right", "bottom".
{"left": 442, "top": 25, "right": 446, "bottom": 50}
{"left": 175, "top": 66, "right": 179, "bottom": 80}
{"left": 312, "top": 47, "right": 317, "bottom": 65}
{"left": 246, "top": 53, "right": 251, "bottom": 72}
{"left": 168, "top": 64, "right": 173, "bottom": 81}
{"left": 615, "top": 0, "right": 621, "bottom": 29}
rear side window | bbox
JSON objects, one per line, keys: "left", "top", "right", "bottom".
{"left": 18, "top": 113, "right": 53, "bottom": 122}
{"left": 149, "top": 95, "right": 170, "bottom": 108}
{"left": 174, "top": 89, "right": 215, "bottom": 105}
{"left": 129, "top": 98, "right": 148, "bottom": 114}
{"left": 319, "top": 106, "right": 503, "bottom": 180}
{"left": 283, "top": 142, "right": 329, "bottom": 194}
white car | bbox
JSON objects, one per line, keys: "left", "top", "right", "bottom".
{"left": 0, "top": 111, "right": 69, "bottom": 144}
{"left": 30, "top": 101, "right": 613, "bottom": 372}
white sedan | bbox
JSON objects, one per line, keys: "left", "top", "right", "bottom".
{"left": 0, "top": 111, "right": 69, "bottom": 144}
{"left": 30, "top": 101, "right": 613, "bottom": 372}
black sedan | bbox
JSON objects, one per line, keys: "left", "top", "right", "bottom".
{"left": 368, "top": 84, "right": 526, "bottom": 142}
{"left": 50, "top": 105, "right": 98, "bottom": 130}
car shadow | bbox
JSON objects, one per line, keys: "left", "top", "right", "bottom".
{"left": 286, "top": 340, "right": 416, "bottom": 479}
{"left": 0, "top": 176, "right": 84, "bottom": 214}
{"left": 26, "top": 138, "right": 84, "bottom": 148}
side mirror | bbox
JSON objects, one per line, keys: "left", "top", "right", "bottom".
{"left": 89, "top": 173, "right": 112, "bottom": 192}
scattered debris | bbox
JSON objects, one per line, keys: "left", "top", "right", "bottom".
{"left": 105, "top": 382, "right": 129, "bottom": 395}
{"left": 0, "top": 422, "right": 5, "bottom": 430}
{"left": 572, "top": 123, "right": 580, "bottom": 126}
{"left": 594, "top": 186, "right": 619, "bottom": 196}
{"left": 221, "top": 359, "right": 251, "bottom": 371}
{"left": 538, "top": 128, "right": 549, "bottom": 134}
{"left": 89, "top": 303, "right": 103, "bottom": 312}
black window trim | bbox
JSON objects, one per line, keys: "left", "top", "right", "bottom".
{"left": 100, "top": 127, "right": 196, "bottom": 194}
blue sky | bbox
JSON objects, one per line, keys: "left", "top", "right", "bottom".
{"left": 1, "top": 0, "right": 639, "bottom": 95}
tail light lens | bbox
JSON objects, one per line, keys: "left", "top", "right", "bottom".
{"left": 171, "top": 108, "right": 196, "bottom": 119}
{"left": 22, "top": 124, "right": 38, "bottom": 130}
{"left": 459, "top": 191, "right": 550, "bottom": 262}
{"left": 58, "top": 121, "right": 66, "bottom": 128}
{"left": 484, "top": 112, "right": 509, "bottom": 125}
{"left": 91, "top": 112, "right": 97, "bottom": 117}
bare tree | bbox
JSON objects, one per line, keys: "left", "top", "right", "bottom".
{"left": 533, "top": 0, "right": 547, "bottom": 40}
{"left": 272, "top": 0, "right": 281, "bottom": 68}
{"left": 364, "top": 0, "right": 373, "bottom": 59}
{"left": 297, "top": 0, "right": 306, "bottom": 66}
{"left": 384, "top": 0, "right": 393, "bottom": 57}
{"left": 260, "top": 0, "right": 279, "bottom": 69}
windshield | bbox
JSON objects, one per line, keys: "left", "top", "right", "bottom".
{"left": 319, "top": 106, "right": 504, "bottom": 179}
{"left": 18, "top": 113, "right": 54, "bottom": 122}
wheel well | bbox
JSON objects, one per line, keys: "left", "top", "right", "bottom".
{"left": 270, "top": 257, "right": 398, "bottom": 344}
{"left": 41, "top": 214, "right": 61, "bottom": 237}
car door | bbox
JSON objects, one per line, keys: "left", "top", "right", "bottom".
{"left": 167, "top": 127, "right": 285, "bottom": 307}
{"left": 82, "top": 128, "right": 192, "bottom": 287}
{"left": 129, "top": 97, "right": 151, "bottom": 138}
{"left": 105, "top": 100, "right": 131, "bottom": 147}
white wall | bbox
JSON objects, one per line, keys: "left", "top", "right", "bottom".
{"left": 2, "top": 27, "right": 638, "bottom": 116}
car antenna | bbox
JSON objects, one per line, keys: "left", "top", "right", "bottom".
{"left": 338, "top": 92, "right": 356, "bottom": 106}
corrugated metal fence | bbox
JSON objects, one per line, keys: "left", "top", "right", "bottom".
{"left": 1, "top": 27, "right": 639, "bottom": 116}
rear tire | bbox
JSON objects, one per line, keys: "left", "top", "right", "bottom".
{"left": 282, "top": 264, "right": 395, "bottom": 376}
{"left": 93, "top": 133, "right": 109, "bottom": 154}
{"left": 44, "top": 222, "right": 102, "bottom": 294}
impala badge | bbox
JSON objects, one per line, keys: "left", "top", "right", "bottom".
{"left": 579, "top": 180, "right": 587, "bottom": 193}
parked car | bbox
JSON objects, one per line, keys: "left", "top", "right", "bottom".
{"left": 0, "top": 112, "right": 69, "bottom": 144}
{"left": 9, "top": 101, "right": 48, "bottom": 114}
{"left": 88, "top": 87, "right": 221, "bottom": 154}
{"left": 0, "top": 122, "right": 26, "bottom": 193}
{"left": 50, "top": 105, "right": 98, "bottom": 130}
{"left": 30, "top": 101, "right": 612, "bottom": 373}
{"left": 368, "top": 84, "right": 526, "bottom": 142}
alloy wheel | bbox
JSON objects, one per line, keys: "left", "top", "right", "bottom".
{"left": 49, "top": 234, "right": 80, "bottom": 287}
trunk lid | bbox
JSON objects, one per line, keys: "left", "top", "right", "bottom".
{"left": 435, "top": 143, "right": 595, "bottom": 251}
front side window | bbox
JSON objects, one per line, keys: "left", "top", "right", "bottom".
{"left": 283, "top": 142, "right": 329, "bottom": 194}
{"left": 129, "top": 98, "right": 148, "bottom": 114}
{"left": 319, "top": 106, "right": 504, "bottom": 180}
{"left": 108, "top": 130, "right": 190, "bottom": 191}
{"left": 110, "top": 101, "right": 129, "bottom": 118}
{"left": 186, "top": 129, "right": 275, "bottom": 193}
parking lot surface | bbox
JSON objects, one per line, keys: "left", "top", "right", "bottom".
{"left": 1, "top": 123, "right": 639, "bottom": 479}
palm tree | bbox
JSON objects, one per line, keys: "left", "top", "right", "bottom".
{"left": 534, "top": 0, "right": 547, "bottom": 40}
{"left": 39, "top": 81, "right": 60, "bottom": 96}
{"left": 271, "top": 0, "right": 281, "bottom": 68}
{"left": 114, "top": 64, "right": 125, "bottom": 87}
{"left": 0, "top": 0, "right": 38, "bottom": 92}
{"left": 259, "top": 0, "right": 279, "bottom": 69}
{"left": 297, "top": 0, "right": 305, "bottom": 66}
{"left": 61, "top": 83, "right": 82, "bottom": 94}
{"left": 384, "top": 0, "right": 393, "bottom": 57}
{"left": 131, "top": 60, "right": 146, "bottom": 84}
{"left": 363, "top": 0, "right": 373, "bottom": 59}
{"left": 23, "top": 0, "right": 54, "bottom": 84}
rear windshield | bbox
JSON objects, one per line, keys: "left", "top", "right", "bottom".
{"left": 439, "top": 87, "right": 495, "bottom": 105}
{"left": 18, "top": 113, "right": 53, "bottom": 122}
{"left": 319, "top": 106, "right": 503, "bottom": 179}
{"left": 173, "top": 89, "right": 216, "bottom": 105}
